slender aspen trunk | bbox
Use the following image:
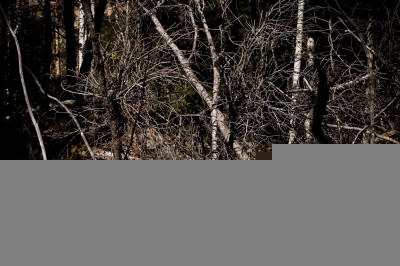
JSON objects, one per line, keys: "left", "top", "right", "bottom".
{"left": 78, "top": 1, "right": 85, "bottom": 69}
{"left": 305, "top": 37, "right": 315, "bottom": 143}
{"left": 193, "top": 0, "right": 220, "bottom": 160}
{"left": 78, "top": 0, "right": 95, "bottom": 69}
{"left": 288, "top": 0, "right": 305, "bottom": 144}
{"left": 366, "top": 17, "right": 375, "bottom": 144}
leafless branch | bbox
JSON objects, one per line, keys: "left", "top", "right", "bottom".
{"left": 325, "top": 124, "right": 400, "bottom": 144}
{"left": 1, "top": 4, "right": 47, "bottom": 160}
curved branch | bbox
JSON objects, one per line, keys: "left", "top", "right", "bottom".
{"left": 1, "top": 4, "right": 47, "bottom": 160}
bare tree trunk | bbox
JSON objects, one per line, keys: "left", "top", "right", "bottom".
{"left": 288, "top": 0, "right": 305, "bottom": 144}
{"left": 81, "top": 0, "right": 124, "bottom": 159}
{"left": 78, "top": 0, "right": 85, "bottom": 68}
{"left": 64, "top": 0, "right": 77, "bottom": 83}
{"left": 312, "top": 59, "right": 332, "bottom": 144}
{"left": 305, "top": 37, "right": 314, "bottom": 143}
{"left": 193, "top": 0, "right": 221, "bottom": 160}
{"left": 79, "top": 0, "right": 108, "bottom": 75}
{"left": 54, "top": 27, "right": 60, "bottom": 76}
{"left": 0, "top": 4, "right": 47, "bottom": 160}
{"left": 43, "top": 0, "right": 52, "bottom": 84}
{"left": 366, "top": 17, "right": 375, "bottom": 144}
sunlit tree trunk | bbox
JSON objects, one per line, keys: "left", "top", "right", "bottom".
{"left": 43, "top": 0, "right": 52, "bottom": 84}
{"left": 288, "top": 0, "right": 305, "bottom": 144}
{"left": 64, "top": 0, "right": 77, "bottom": 83}
{"left": 305, "top": 37, "right": 314, "bottom": 143}
{"left": 79, "top": 0, "right": 108, "bottom": 75}
{"left": 193, "top": 0, "right": 221, "bottom": 159}
{"left": 78, "top": 0, "right": 85, "bottom": 70}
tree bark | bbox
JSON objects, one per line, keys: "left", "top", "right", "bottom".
{"left": 288, "top": 0, "right": 305, "bottom": 144}
{"left": 78, "top": 1, "right": 85, "bottom": 68}
{"left": 312, "top": 59, "right": 333, "bottom": 144}
{"left": 305, "top": 37, "right": 314, "bottom": 143}
{"left": 193, "top": 0, "right": 221, "bottom": 159}
{"left": 366, "top": 16, "right": 375, "bottom": 144}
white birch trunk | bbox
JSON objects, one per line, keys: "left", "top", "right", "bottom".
{"left": 54, "top": 31, "right": 60, "bottom": 76}
{"left": 193, "top": 0, "right": 220, "bottom": 160}
{"left": 91, "top": 0, "right": 95, "bottom": 15}
{"left": 78, "top": 1, "right": 85, "bottom": 69}
{"left": 305, "top": 37, "right": 314, "bottom": 143}
{"left": 79, "top": 0, "right": 95, "bottom": 70}
{"left": 288, "top": 0, "right": 305, "bottom": 144}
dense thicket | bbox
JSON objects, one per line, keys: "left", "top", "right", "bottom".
{"left": 1, "top": 0, "right": 399, "bottom": 159}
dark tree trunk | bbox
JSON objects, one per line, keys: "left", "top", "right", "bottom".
{"left": 311, "top": 59, "right": 333, "bottom": 144}
{"left": 79, "top": 0, "right": 108, "bottom": 75}
{"left": 64, "top": 0, "right": 77, "bottom": 84}
{"left": 81, "top": 0, "right": 125, "bottom": 159}
{"left": 251, "top": 0, "right": 257, "bottom": 22}
{"left": 43, "top": 0, "right": 52, "bottom": 85}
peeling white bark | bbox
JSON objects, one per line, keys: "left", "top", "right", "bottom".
{"left": 288, "top": 0, "right": 305, "bottom": 144}
{"left": 193, "top": 0, "right": 220, "bottom": 160}
{"left": 78, "top": 1, "right": 85, "bottom": 69}
{"left": 305, "top": 37, "right": 314, "bottom": 143}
